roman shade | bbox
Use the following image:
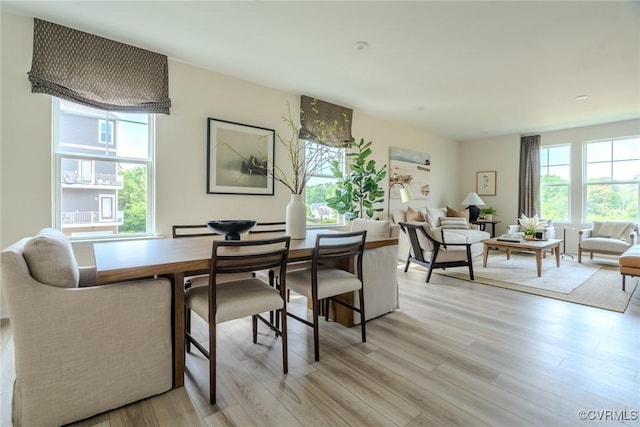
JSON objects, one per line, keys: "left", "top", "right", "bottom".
{"left": 299, "top": 95, "right": 354, "bottom": 146}
{"left": 28, "top": 18, "right": 171, "bottom": 114}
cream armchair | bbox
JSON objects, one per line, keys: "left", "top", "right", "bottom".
{"left": 578, "top": 221, "right": 638, "bottom": 263}
{"left": 2, "top": 229, "right": 173, "bottom": 427}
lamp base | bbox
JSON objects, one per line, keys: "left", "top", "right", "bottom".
{"left": 467, "top": 205, "right": 480, "bottom": 222}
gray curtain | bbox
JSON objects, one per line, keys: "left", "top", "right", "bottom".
{"left": 299, "top": 95, "right": 354, "bottom": 146}
{"left": 518, "top": 135, "right": 541, "bottom": 217}
{"left": 28, "top": 19, "right": 171, "bottom": 114}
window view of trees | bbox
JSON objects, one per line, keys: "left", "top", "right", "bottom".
{"left": 585, "top": 138, "right": 640, "bottom": 222}
{"left": 304, "top": 143, "right": 344, "bottom": 225}
{"left": 540, "top": 145, "right": 570, "bottom": 222}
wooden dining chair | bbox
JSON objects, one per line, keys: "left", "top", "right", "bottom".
{"left": 285, "top": 230, "right": 367, "bottom": 361}
{"left": 184, "top": 236, "right": 291, "bottom": 404}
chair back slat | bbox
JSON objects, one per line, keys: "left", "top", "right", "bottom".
{"left": 172, "top": 224, "right": 217, "bottom": 238}
{"left": 249, "top": 221, "right": 286, "bottom": 234}
{"left": 211, "top": 237, "right": 291, "bottom": 278}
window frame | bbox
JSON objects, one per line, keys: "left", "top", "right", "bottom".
{"left": 98, "top": 119, "right": 115, "bottom": 145}
{"left": 582, "top": 136, "right": 640, "bottom": 223}
{"left": 304, "top": 141, "right": 346, "bottom": 227}
{"left": 539, "top": 143, "right": 571, "bottom": 222}
{"left": 53, "top": 98, "right": 156, "bottom": 240}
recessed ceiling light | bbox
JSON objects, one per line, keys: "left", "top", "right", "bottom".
{"left": 354, "top": 41, "right": 369, "bottom": 51}
{"left": 575, "top": 95, "right": 588, "bottom": 100}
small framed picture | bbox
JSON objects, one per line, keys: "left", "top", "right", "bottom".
{"left": 476, "top": 170, "right": 496, "bottom": 196}
{"left": 207, "top": 118, "right": 275, "bottom": 196}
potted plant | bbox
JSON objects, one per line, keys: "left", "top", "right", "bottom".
{"left": 518, "top": 214, "right": 539, "bottom": 239}
{"left": 326, "top": 138, "right": 387, "bottom": 221}
{"left": 479, "top": 206, "right": 498, "bottom": 221}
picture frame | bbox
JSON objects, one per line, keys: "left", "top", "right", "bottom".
{"left": 207, "top": 118, "right": 275, "bottom": 195}
{"left": 476, "top": 170, "right": 496, "bottom": 196}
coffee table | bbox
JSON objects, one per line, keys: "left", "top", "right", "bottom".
{"left": 483, "top": 238, "right": 562, "bottom": 277}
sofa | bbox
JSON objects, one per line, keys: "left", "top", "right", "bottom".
{"left": 391, "top": 206, "right": 490, "bottom": 262}
{"left": 578, "top": 221, "right": 638, "bottom": 263}
{"left": 349, "top": 219, "right": 400, "bottom": 323}
{"left": 1, "top": 228, "right": 173, "bottom": 427}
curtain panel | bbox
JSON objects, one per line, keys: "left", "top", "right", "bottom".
{"left": 518, "top": 135, "right": 541, "bottom": 217}
{"left": 299, "top": 95, "right": 354, "bottom": 146}
{"left": 28, "top": 19, "right": 171, "bottom": 114}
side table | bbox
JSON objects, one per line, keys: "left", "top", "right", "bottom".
{"left": 554, "top": 225, "right": 575, "bottom": 259}
{"left": 472, "top": 219, "right": 501, "bottom": 237}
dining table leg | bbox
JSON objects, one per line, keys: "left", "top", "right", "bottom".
{"left": 171, "top": 272, "right": 185, "bottom": 388}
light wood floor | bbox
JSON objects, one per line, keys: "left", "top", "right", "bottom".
{"left": 2, "top": 264, "right": 639, "bottom": 426}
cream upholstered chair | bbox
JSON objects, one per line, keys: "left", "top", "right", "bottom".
{"left": 184, "top": 236, "right": 290, "bottom": 404}
{"left": 286, "top": 230, "right": 367, "bottom": 361}
{"left": 578, "top": 221, "right": 638, "bottom": 263}
{"left": 506, "top": 218, "right": 555, "bottom": 239}
{"left": 349, "top": 219, "right": 399, "bottom": 323}
{"left": 1, "top": 228, "right": 172, "bottom": 427}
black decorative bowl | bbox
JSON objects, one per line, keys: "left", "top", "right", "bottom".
{"left": 207, "top": 220, "right": 257, "bottom": 240}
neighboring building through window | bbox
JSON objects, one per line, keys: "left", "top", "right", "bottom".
{"left": 540, "top": 144, "right": 570, "bottom": 222}
{"left": 54, "top": 99, "right": 154, "bottom": 238}
{"left": 99, "top": 119, "right": 114, "bottom": 144}
{"left": 584, "top": 137, "right": 640, "bottom": 222}
{"left": 304, "top": 141, "right": 344, "bottom": 225}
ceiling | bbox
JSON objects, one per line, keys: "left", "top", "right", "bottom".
{"left": 3, "top": 1, "right": 639, "bottom": 141}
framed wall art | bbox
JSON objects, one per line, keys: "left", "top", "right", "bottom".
{"left": 476, "top": 170, "right": 496, "bottom": 196}
{"left": 207, "top": 118, "right": 275, "bottom": 195}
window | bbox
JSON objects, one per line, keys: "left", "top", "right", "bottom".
{"left": 540, "top": 144, "right": 570, "bottom": 222}
{"left": 304, "top": 142, "right": 344, "bottom": 225}
{"left": 55, "top": 99, "right": 154, "bottom": 238}
{"left": 98, "top": 119, "right": 114, "bottom": 144}
{"left": 584, "top": 137, "right": 640, "bottom": 222}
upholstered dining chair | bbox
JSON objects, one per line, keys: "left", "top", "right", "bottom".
{"left": 286, "top": 230, "right": 367, "bottom": 361}
{"left": 399, "top": 222, "right": 474, "bottom": 283}
{"left": 184, "top": 236, "right": 291, "bottom": 404}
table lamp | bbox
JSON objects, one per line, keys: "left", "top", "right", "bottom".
{"left": 461, "top": 192, "right": 485, "bottom": 222}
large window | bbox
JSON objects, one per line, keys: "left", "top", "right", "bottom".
{"left": 584, "top": 137, "right": 640, "bottom": 222}
{"left": 54, "top": 99, "right": 155, "bottom": 238}
{"left": 540, "top": 144, "right": 570, "bottom": 222}
{"left": 304, "top": 142, "right": 344, "bottom": 225}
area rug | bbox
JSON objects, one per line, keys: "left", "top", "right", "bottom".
{"left": 431, "top": 253, "right": 638, "bottom": 313}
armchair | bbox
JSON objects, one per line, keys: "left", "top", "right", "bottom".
{"left": 2, "top": 229, "right": 172, "bottom": 427}
{"left": 399, "top": 222, "right": 475, "bottom": 283}
{"left": 578, "top": 221, "right": 638, "bottom": 263}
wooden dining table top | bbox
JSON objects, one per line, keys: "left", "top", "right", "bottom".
{"left": 93, "top": 229, "right": 398, "bottom": 284}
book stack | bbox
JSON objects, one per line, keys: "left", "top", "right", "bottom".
{"left": 497, "top": 234, "right": 524, "bottom": 243}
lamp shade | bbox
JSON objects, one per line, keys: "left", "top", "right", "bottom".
{"left": 461, "top": 192, "right": 485, "bottom": 206}
{"left": 399, "top": 187, "right": 414, "bottom": 203}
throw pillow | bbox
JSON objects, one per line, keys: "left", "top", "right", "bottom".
{"left": 406, "top": 206, "right": 425, "bottom": 222}
{"left": 439, "top": 217, "right": 469, "bottom": 229}
{"left": 425, "top": 207, "right": 446, "bottom": 228}
{"left": 23, "top": 228, "right": 80, "bottom": 288}
{"left": 446, "top": 206, "right": 464, "bottom": 217}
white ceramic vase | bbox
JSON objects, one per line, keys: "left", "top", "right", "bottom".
{"left": 286, "top": 193, "right": 306, "bottom": 239}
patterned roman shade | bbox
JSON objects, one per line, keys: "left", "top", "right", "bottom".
{"left": 299, "top": 95, "right": 354, "bottom": 146}
{"left": 28, "top": 19, "right": 171, "bottom": 114}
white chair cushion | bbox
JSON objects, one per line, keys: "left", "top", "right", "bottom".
{"left": 23, "top": 227, "right": 79, "bottom": 288}
{"left": 580, "top": 237, "right": 631, "bottom": 253}
{"left": 185, "top": 278, "right": 284, "bottom": 324}
{"left": 287, "top": 267, "right": 362, "bottom": 300}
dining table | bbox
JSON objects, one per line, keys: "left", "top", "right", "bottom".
{"left": 93, "top": 229, "right": 398, "bottom": 388}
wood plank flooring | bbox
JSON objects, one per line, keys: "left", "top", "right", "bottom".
{"left": 1, "top": 263, "right": 639, "bottom": 426}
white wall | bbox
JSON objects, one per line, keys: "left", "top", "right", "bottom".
{"left": 460, "top": 119, "right": 640, "bottom": 253}
{"left": 0, "top": 12, "right": 459, "bottom": 264}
